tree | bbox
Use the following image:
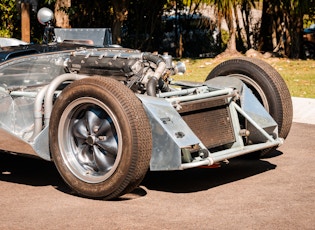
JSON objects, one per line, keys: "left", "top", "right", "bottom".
{"left": 239, "top": 0, "right": 256, "bottom": 50}
{"left": 283, "top": 0, "right": 315, "bottom": 59}
{"left": 53, "top": 0, "right": 127, "bottom": 45}
{"left": 165, "top": 0, "right": 256, "bottom": 55}
{"left": 259, "top": 0, "right": 315, "bottom": 58}
{"left": 65, "top": 0, "right": 112, "bottom": 28}
{"left": 212, "top": 0, "right": 238, "bottom": 52}
{"left": 285, "top": 0, "right": 305, "bottom": 58}
{"left": 122, "top": 0, "right": 167, "bottom": 50}
{"left": 55, "top": 0, "right": 71, "bottom": 28}
{"left": 111, "top": 0, "right": 129, "bottom": 44}
{"left": 0, "top": 0, "right": 20, "bottom": 38}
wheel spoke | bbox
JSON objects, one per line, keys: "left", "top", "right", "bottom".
{"left": 92, "top": 145, "right": 115, "bottom": 171}
{"left": 85, "top": 109, "right": 103, "bottom": 134}
{"left": 96, "top": 119, "right": 111, "bottom": 136}
{"left": 72, "top": 119, "right": 89, "bottom": 139}
{"left": 73, "top": 108, "right": 118, "bottom": 173}
{"left": 96, "top": 136, "right": 118, "bottom": 156}
{"left": 77, "top": 145, "right": 94, "bottom": 166}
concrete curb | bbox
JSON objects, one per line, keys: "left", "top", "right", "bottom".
{"left": 292, "top": 97, "right": 315, "bottom": 125}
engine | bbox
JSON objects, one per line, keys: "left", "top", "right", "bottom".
{"left": 66, "top": 48, "right": 185, "bottom": 96}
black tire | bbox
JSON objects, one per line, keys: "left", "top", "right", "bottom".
{"left": 49, "top": 77, "right": 152, "bottom": 200}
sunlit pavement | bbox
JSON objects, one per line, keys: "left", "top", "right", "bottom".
{"left": 292, "top": 97, "right": 315, "bottom": 125}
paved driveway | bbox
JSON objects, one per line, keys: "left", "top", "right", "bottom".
{"left": 0, "top": 122, "right": 314, "bottom": 229}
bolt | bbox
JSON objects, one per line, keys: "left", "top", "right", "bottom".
{"left": 93, "top": 126, "right": 99, "bottom": 133}
{"left": 98, "top": 136, "right": 107, "bottom": 141}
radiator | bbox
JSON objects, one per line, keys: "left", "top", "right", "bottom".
{"left": 179, "top": 98, "right": 235, "bottom": 148}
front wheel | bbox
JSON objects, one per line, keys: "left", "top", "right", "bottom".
{"left": 49, "top": 77, "right": 152, "bottom": 200}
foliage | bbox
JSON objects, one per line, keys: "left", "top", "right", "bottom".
{"left": 221, "top": 30, "right": 229, "bottom": 46}
{"left": 3, "top": 0, "right": 315, "bottom": 59}
{"left": 65, "top": 0, "right": 113, "bottom": 28}
{"left": 303, "top": 0, "right": 315, "bottom": 28}
{"left": 259, "top": 0, "right": 315, "bottom": 59}
{"left": 187, "top": 0, "right": 260, "bottom": 53}
{"left": 122, "top": 0, "right": 167, "bottom": 51}
{"left": 0, "top": 0, "right": 57, "bottom": 42}
{"left": 0, "top": 0, "right": 20, "bottom": 38}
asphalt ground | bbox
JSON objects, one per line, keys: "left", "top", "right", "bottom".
{"left": 0, "top": 98, "right": 314, "bottom": 229}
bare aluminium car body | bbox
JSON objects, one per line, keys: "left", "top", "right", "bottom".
{"left": 0, "top": 8, "right": 293, "bottom": 199}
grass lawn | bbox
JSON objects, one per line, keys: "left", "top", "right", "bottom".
{"left": 174, "top": 57, "right": 315, "bottom": 98}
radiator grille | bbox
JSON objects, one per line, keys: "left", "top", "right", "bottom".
{"left": 179, "top": 98, "right": 235, "bottom": 148}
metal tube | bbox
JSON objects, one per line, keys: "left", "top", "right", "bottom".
{"left": 44, "top": 73, "right": 88, "bottom": 126}
{"left": 166, "top": 88, "right": 234, "bottom": 103}
{"left": 153, "top": 62, "right": 166, "bottom": 80}
{"left": 210, "top": 140, "right": 281, "bottom": 162}
{"left": 158, "top": 86, "right": 209, "bottom": 98}
{"left": 179, "top": 140, "right": 281, "bottom": 170}
{"left": 29, "top": 85, "right": 48, "bottom": 141}
{"left": 180, "top": 157, "right": 214, "bottom": 170}
{"left": 232, "top": 101, "right": 275, "bottom": 142}
{"left": 10, "top": 91, "right": 38, "bottom": 97}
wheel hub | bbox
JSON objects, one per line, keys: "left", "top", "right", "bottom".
{"left": 86, "top": 135, "right": 96, "bottom": 146}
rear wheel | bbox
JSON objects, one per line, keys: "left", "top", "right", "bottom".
{"left": 49, "top": 77, "right": 152, "bottom": 199}
{"left": 206, "top": 57, "right": 293, "bottom": 156}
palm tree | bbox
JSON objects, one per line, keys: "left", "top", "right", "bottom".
{"left": 211, "top": 0, "right": 238, "bottom": 54}
{"left": 211, "top": 0, "right": 255, "bottom": 53}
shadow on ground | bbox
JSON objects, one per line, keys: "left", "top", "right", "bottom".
{"left": 141, "top": 151, "right": 280, "bottom": 193}
{"left": 0, "top": 150, "right": 281, "bottom": 198}
{"left": 0, "top": 152, "right": 72, "bottom": 193}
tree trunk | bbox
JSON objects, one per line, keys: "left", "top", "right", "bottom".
{"left": 54, "top": 0, "right": 71, "bottom": 28}
{"left": 241, "top": 2, "right": 251, "bottom": 49}
{"left": 111, "top": 0, "right": 129, "bottom": 45}
{"left": 217, "top": 12, "right": 222, "bottom": 50}
{"left": 226, "top": 8, "right": 237, "bottom": 51}
{"left": 288, "top": 13, "right": 304, "bottom": 59}
{"left": 234, "top": 5, "right": 245, "bottom": 51}
{"left": 258, "top": 0, "right": 273, "bottom": 52}
{"left": 21, "top": 3, "right": 30, "bottom": 42}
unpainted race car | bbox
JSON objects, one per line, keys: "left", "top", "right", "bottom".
{"left": 0, "top": 8, "right": 293, "bottom": 200}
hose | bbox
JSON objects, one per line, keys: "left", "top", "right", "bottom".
{"left": 142, "top": 53, "right": 167, "bottom": 96}
{"left": 147, "top": 77, "right": 158, "bottom": 97}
